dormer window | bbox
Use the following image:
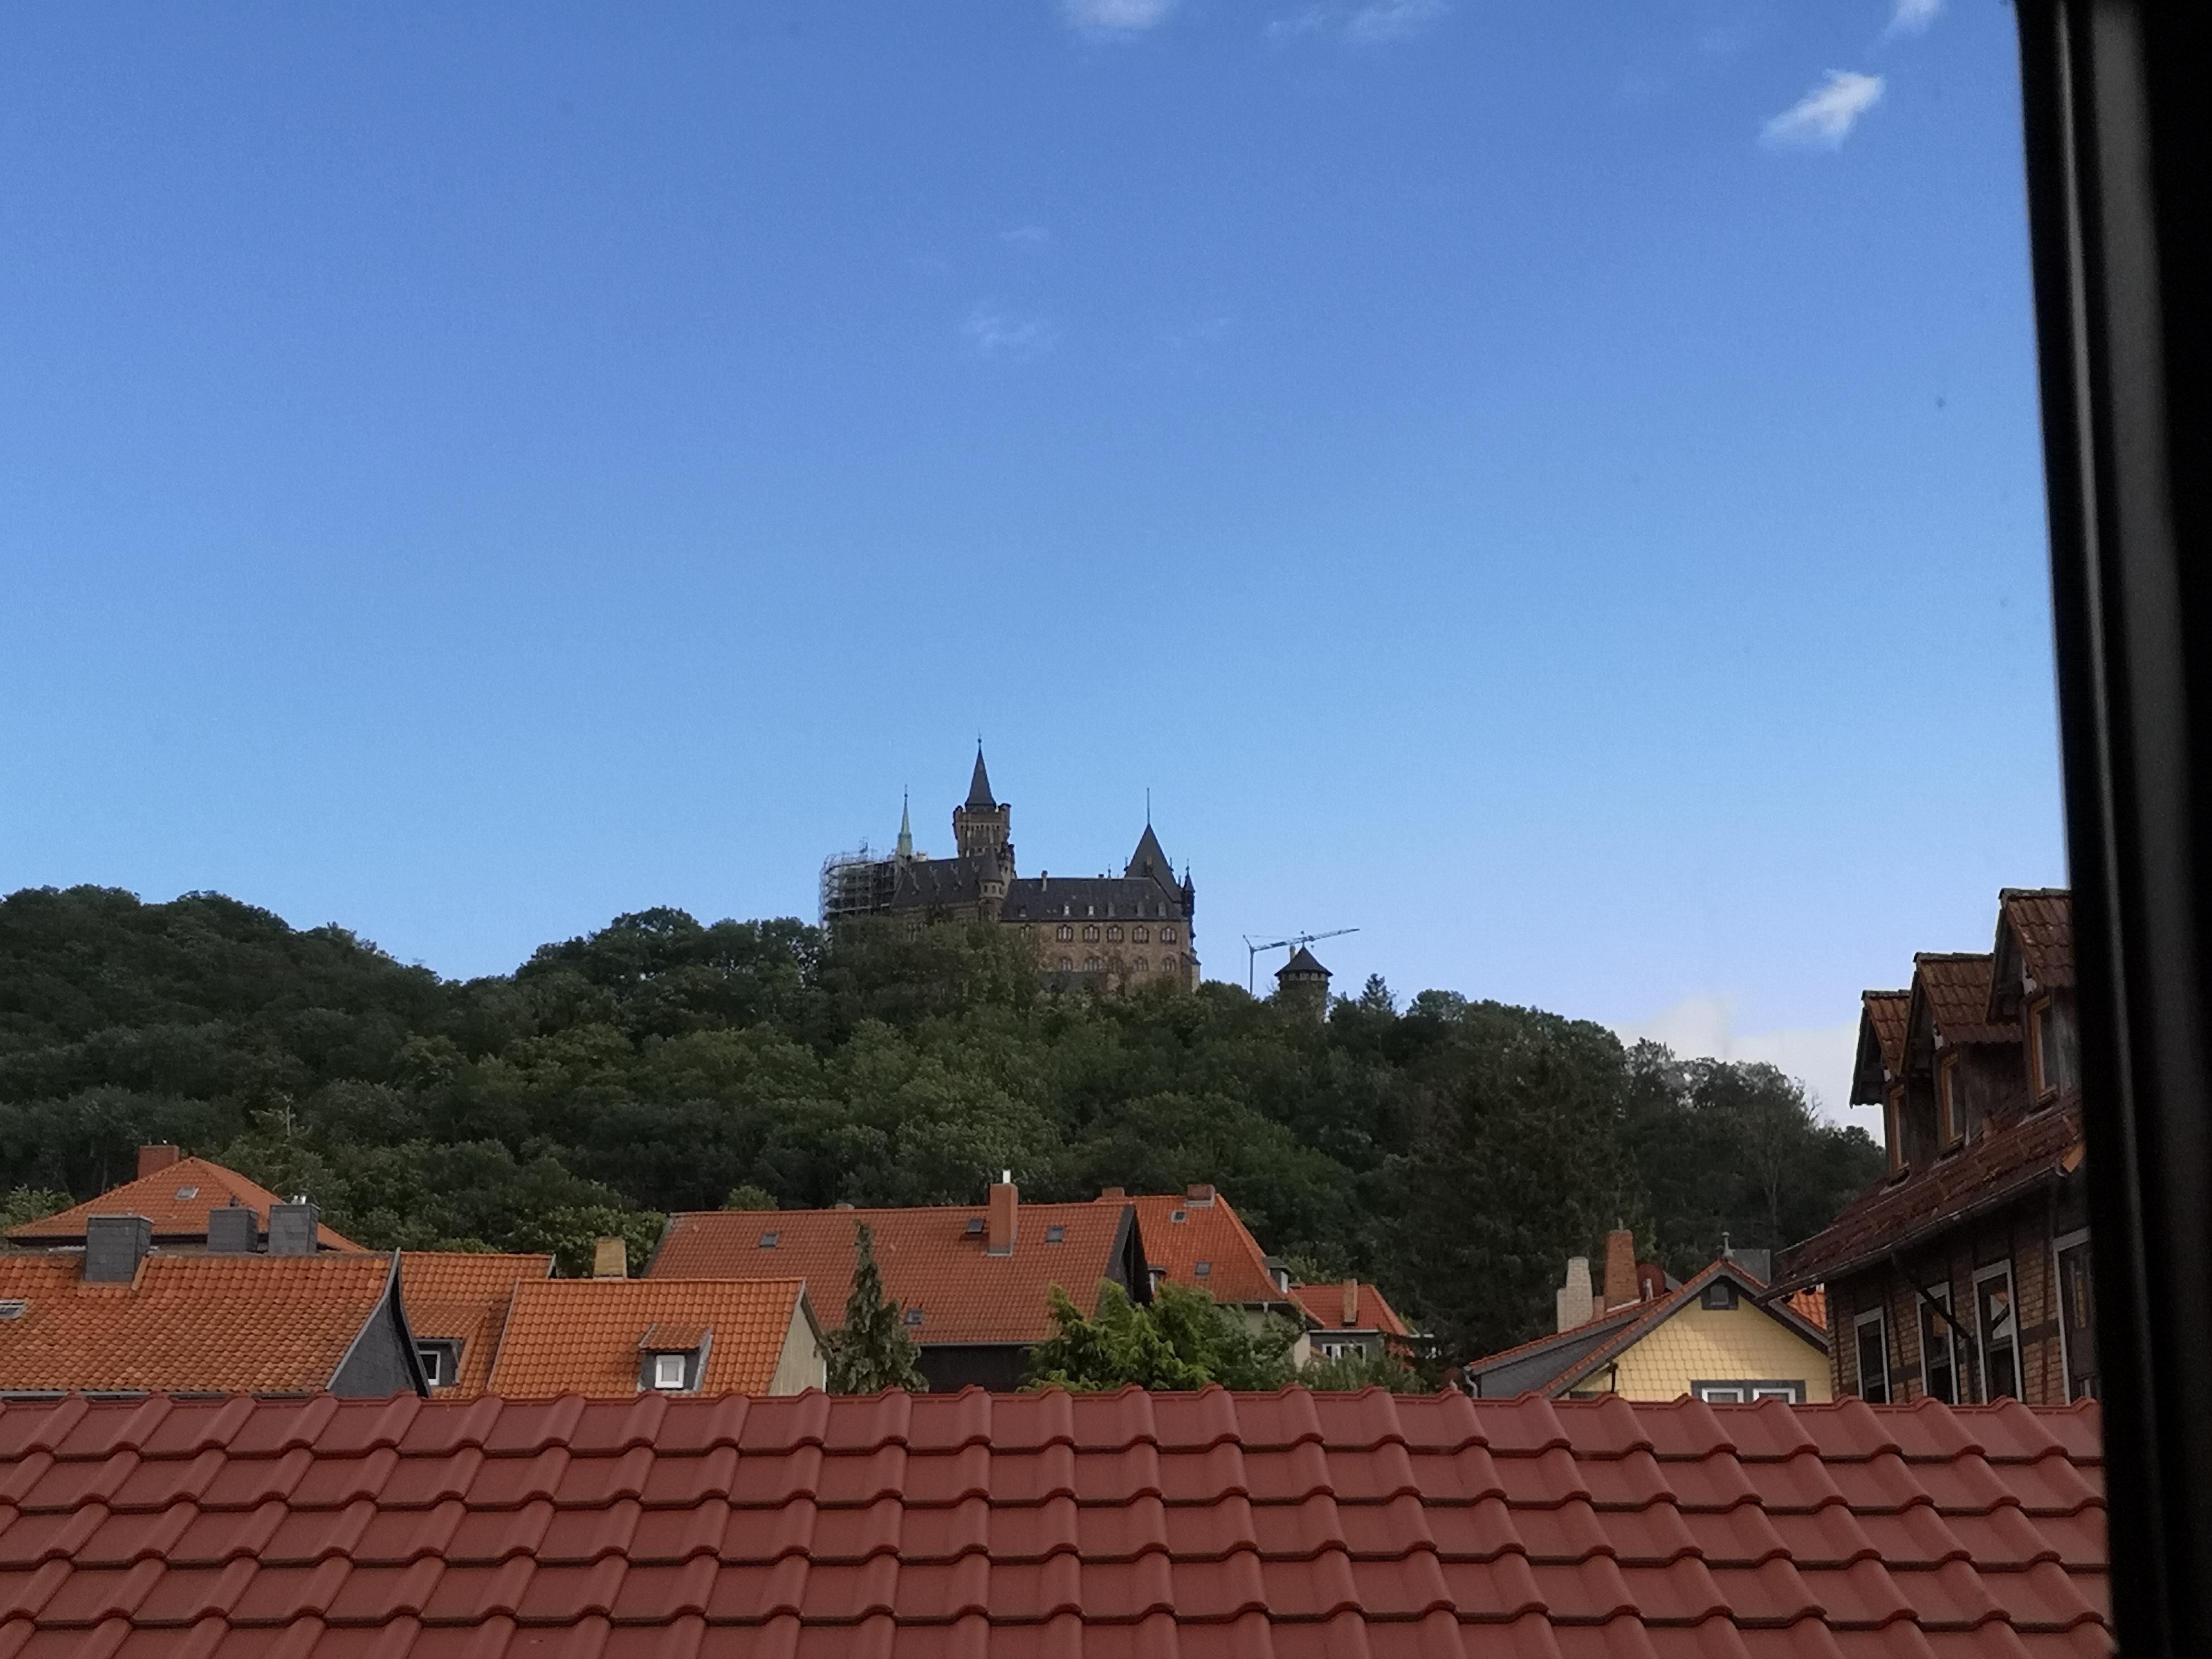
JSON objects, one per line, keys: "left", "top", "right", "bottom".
{"left": 2030, "top": 997, "right": 2063, "bottom": 1099}
{"left": 638, "top": 1322, "right": 708, "bottom": 1392}
{"left": 1884, "top": 1085, "right": 1906, "bottom": 1175}
{"left": 1938, "top": 1054, "right": 1967, "bottom": 1148}
{"left": 1702, "top": 1280, "right": 1739, "bottom": 1311}
{"left": 416, "top": 1339, "right": 463, "bottom": 1389}
{"left": 652, "top": 1352, "right": 688, "bottom": 1390}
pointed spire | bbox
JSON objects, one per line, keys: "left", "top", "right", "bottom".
{"left": 896, "top": 791, "right": 913, "bottom": 860}
{"left": 966, "top": 746, "right": 996, "bottom": 809}
{"left": 1126, "top": 823, "right": 1174, "bottom": 886}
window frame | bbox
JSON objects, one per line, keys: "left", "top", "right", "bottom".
{"left": 1884, "top": 1084, "right": 1907, "bottom": 1175}
{"left": 1852, "top": 1307, "right": 1889, "bottom": 1404}
{"left": 1972, "top": 1260, "right": 2020, "bottom": 1403}
{"left": 1919, "top": 1282, "right": 1958, "bottom": 1405}
{"left": 2053, "top": 1228, "right": 2097, "bottom": 1403}
{"left": 1937, "top": 1052, "right": 1967, "bottom": 1149}
{"left": 650, "top": 1351, "right": 689, "bottom": 1392}
{"left": 2029, "top": 996, "right": 2060, "bottom": 1099}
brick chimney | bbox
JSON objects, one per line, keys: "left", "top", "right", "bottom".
{"left": 987, "top": 1171, "right": 1018, "bottom": 1255}
{"left": 592, "top": 1237, "right": 627, "bottom": 1278}
{"left": 1099, "top": 1186, "right": 1126, "bottom": 1199}
{"left": 137, "top": 1145, "right": 181, "bottom": 1179}
{"left": 1185, "top": 1183, "right": 1216, "bottom": 1205}
{"left": 1341, "top": 1279, "right": 1360, "bottom": 1327}
{"left": 1602, "top": 1228, "right": 1637, "bottom": 1311}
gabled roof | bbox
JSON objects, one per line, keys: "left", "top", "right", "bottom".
{"left": 3, "top": 1155, "right": 361, "bottom": 1251}
{"left": 484, "top": 1278, "right": 812, "bottom": 1398}
{"left": 964, "top": 748, "right": 996, "bottom": 808}
{"left": 0, "top": 1251, "right": 397, "bottom": 1395}
{"left": 1849, "top": 989, "right": 1913, "bottom": 1104}
{"left": 1991, "top": 887, "right": 2075, "bottom": 1016}
{"left": 1463, "top": 1259, "right": 1827, "bottom": 1398}
{"left": 1779, "top": 1099, "right": 2086, "bottom": 1288}
{"left": 396, "top": 1251, "right": 552, "bottom": 1396}
{"left": 1911, "top": 952, "right": 2013, "bottom": 1046}
{"left": 0, "top": 1388, "right": 2110, "bottom": 1655}
{"left": 648, "top": 1200, "right": 1139, "bottom": 1345}
{"left": 1123, "top": 1189, "right": 1291, "bottom": 1308}
{"left": 1289, "top": 1279, "right": 1413, "bottom": 1338}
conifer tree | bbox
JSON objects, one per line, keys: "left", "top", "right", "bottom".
{"left": 822, "top": 1221, "right": 926, "bottom": 1393}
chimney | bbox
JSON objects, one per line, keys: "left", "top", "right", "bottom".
{"left": 1556, "top": 1256, "right": 1594, "bottom": 1332}
{"left": 267, "top": 1199, "right": 319, "bottom": 1257}
{"left": 137, "top": 1145, "right": 181, "bottom": 1179}
{"left": 207, "top": 1202, "right": 259, "bottom": 1255}
{"left": 987, "top": 1171, "right": 1018, "bottom": 1255}
{"left": 1099, "top": 1186, "right": 1126, "bottom": 1199}
{"left": 1602, "top": 1229, "right": 1637, "bottom": 1311}
{"left": 84, "top": 1214, "right": 152, "bottom": 1283}
{"left": 1341, "top": 1278, "right": 1360, "bottom": 1327}
{"left": 1185, "top": 1183, "right": 1215, "bottom": 1205}
{"left": 593, "top": 1236, "right": 628, "bottom": 1278}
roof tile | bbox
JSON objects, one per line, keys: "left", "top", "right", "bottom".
{"left": 0, "top": 1391, "right": 2109, "bottom": 1656}
{"left": 3, "top": 1158, "right": 361, "bottom": 1252}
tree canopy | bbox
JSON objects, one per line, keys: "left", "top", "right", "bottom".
{"left": 0, "top": 886, "right": 1882, "bottom": 1357}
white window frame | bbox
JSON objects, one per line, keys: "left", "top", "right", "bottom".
{"left": 1852, "top": 1307, "right": 1890, "bottom": 1403}
{"left": 652, "top": 1351, "right": 688, "bottom": 1391}
{"left": 417, "top": 1345, "right": 446, "bottom": 1388}
{"left": 2053, "top": 1228, "right": 2093, "bottom": 1402}
{"left": 1919, "top": 1282, "right": 1958, "bottom": 1403}
{"left": 1972, "top": 1260, "right": 2020, "bottom": 1402}
{"left": 1699, "top": 1385, "right": 1745, "bottom": 1403}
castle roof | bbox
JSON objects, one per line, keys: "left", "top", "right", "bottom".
{"left": 1125, "top": 823, "right": 1177, "bottom": 890}
{"left": 886, "top": 854, "right": 1002, "bottom": 910}
{"left": 1001, "top": 877, "right": 1187, "bottom": 922}
{"left": 1279, "top": 946, "right": 1330, "bottom": 979}
{"left": 964, "top": 748, "right": 997, "bottom": 809}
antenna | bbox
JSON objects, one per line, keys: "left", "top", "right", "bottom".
{"left": 1241, "top": 928, "right": 1360, "bottom": 993}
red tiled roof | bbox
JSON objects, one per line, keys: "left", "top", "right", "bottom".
{"left": 1787, "top": 1287, "right": 1829, "bottom": 1330}
{"left": 1998, "top": 888, "right": 2075, "bottom": 992}
{"left": 0, "top": 1252, "right": 395, "bottom": 1395}
{"left": 1780, "top": 1101, "right": 2085, "bottom": 1287}
{"left": 396, "top": 1253, "right": 552, "bottom": 1398}
{"left": 4, "top": 1156, "right": 361, "bottom": 1251}
{"left": 1914, "top": 953, "right": 2012, "bottom": 1045}
{"left": 1864, "top": 990, "right": 1911, "bottom": 1075}
{"left": 649, "top": 1200, "right": 1135, "bottom": 1346}
{"left": 1289, "top": 1280, "right": 1413, "bottom": 1338}
{"left": 486, "top": 1278, "right": 813, "bottom": 1398}
{"left": 1124, "top": 1190, "right": 1289, "bottom": 1307}
{"left": 0, "top": 1388, "right": 2108, "bottom": 1655}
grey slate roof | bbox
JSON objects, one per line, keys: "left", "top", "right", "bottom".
{"left": 1000, "top": 878, "right": 1187, "bottom": 923}
{"left": 964, "top": 751, "right": 997, "bottom": 810}
{"left": 1279, "top": 947, "right": 1330, "bottom": 979}
{"left": 1124, "top": 825, "right": 1178, "bottom": 892}
{"left": 887, "top": 855, "right": 1000, "bottom": 909}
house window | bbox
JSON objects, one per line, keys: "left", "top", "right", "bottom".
{"left": 1853, "top": 1307, "right": 1889, "bottom": 1403}
{"left": 1134, "top": 925, "right": 1149, "bottom": 943}
{"left": 1107, "top": 925, "right": 1123, "bottom": 942}
{"left": 176, "top": 1186, "right": 198, "bottom": 1200}
{"left": 1057, "top": 924, "right": 1073, "bottom": 941}
{"left": 1919, "top": 1283, "right": 1957, "bottom": 1404}
{"left": 1884, "top": 1086, "right": 1906, "bottom": 1174}
{"left": 1937, "top": 1054, "right": 1967, "bottom": 1148}
{"left": 965, "top": 1216, "right": 985, "bottom": 1235}
{"left": 905, "top": 1307, "right": 924, "bottom": 1327}
{"left": 1160, "top": 926, "right": 1177, "bottom": 943}
{"left": 1697, "top": 1384, "right": 1744, "bottom": 1403}
{"left": 1749, "top": 1385, "right": 1800, "bottom": 1401}
{"left": 1170, "top": 1209, "right": 1187, "bottom": 1224}
{"left": 2055, "top": 1231, "right": 2097, "bottom": 1401}
{"left": 1194, "top": 1260, "right": 1211, "bottom": 1277}
{"left": 416, "top": 1340, "right": 462, "bottom": 1389}
{"left": 2030, "top": 998, "right": 2062, "bottom": 1098}
{"left": 1974, "top": 1262, "right": 2020, "bottom": 1401}
{"left": 1701, "top": 1281, "right": 1738, "bottom": 1311}
{"left": 1045, "top": 1224, "right": 1066, "bottom": 1243}
{"left": 651, "top": 1352, "right": 688, "bottom": 1391}
{"left": 0, "top": 1301, "right": 26, "bottom": 1321}
{"left": 758, "top": 1230, "right": 779, "bottom": 1248}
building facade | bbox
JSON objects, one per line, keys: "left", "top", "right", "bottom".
{"left": 822, "top": 749, "right": 1200, "bottom": 992}
{"left": 1776, "top": 889, "right": 2095, "bottom": 1408}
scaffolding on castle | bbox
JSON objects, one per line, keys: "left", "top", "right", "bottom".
{"left": 819, "top": 845, "right": 897, "bottom": 928}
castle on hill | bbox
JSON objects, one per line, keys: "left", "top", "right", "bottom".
{"left": 820, "top": 750, "right": 1199, "bottom": 991}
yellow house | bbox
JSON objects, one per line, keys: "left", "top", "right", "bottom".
{"left": 1463, "top": 1259, "right": 1831, "bottom": 1404}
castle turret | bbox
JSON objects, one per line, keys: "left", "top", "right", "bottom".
{"left": 1275, "top": 947, "right": 1331, "bottom": 1021}
{"left": 953, "top": 746, "right": 1012, "bottom": 863}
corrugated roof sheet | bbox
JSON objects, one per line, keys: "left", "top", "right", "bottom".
{"left": 0, "top": 1388, "right": 2107, "bottom": 1656}
{"left": 1125, "top": 1191, "right": 1288, "bottom": 1309}
{"left": 0, "top": 1252, "right": 394, "bottom": 1395}
{"left": 486, "top": 1278, "right": 809, "bottom": 1398}
{"left": 396, "top": 1253, "right": 552, "bottom": 1398}
{"left": 648, "top": 1201, "right": 1133, "bottom": 1347}
{"left": 4, "top": 1156, "right": 361, "bottom": 1251}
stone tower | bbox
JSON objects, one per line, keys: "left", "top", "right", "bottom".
{"left": 1275, "top": 947, "right": 1332, "bottom": 1021}
{"left": 952, "top": 748, "right": 1011, "bottom": 862}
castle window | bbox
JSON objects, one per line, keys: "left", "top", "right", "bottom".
{"left": 1160, "top": 926, "right": 1177, "bottom": 943}
{"left": 1135, "top": 957, "right": 1148, "bottom": 972}
{"left": 1133, "top": 925, "right": 1149, "bottom": 943}
{"left": 1084, "top": 957, "right": 1100, "bottom": 972}
{"left": 1056, "top": 924, "right": 1073, "bottom": 941}
{"left": 1107, "top": 925, "right": 1123, "bottom": 942}
{"left": 1083, "top": 924, "right": 1100, "bottom": 942}
{"left": 1162, "top": 953, "right": 1177, "bottom": 970}
{"left": 1060, "top": 957, "right": 1073, "bottom": 971}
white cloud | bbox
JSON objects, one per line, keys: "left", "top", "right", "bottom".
{"left": 963, "top": 305, "right": 1060, "bottom": 360}
{"left": 1063, "top": 0, "right": 1175, "bottom": 35}
{"left": 998, "top": 225, "right": 1052, "bottom": 252}
{"left": 1885, "top": 0, "right": 1942, "bottom": 36}
{"left": 1616, "top": 995, "right": 1870, "bottom": 1130}
{"left": 1762, "top": 69, "right": 1884, "bottom": 149}
{"left": 1267, "top": 0, "right": 1447, "bottom": 44}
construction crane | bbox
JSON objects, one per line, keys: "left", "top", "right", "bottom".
{"left": 1242, "top": 929, "right": 1359, "bottom": 993}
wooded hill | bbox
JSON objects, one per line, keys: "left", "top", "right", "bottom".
{"left": 0, "top": 886, "right": 1881, "bottom": 1361}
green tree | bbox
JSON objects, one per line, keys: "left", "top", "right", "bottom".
{"left": 1026, "top": 1282, "right": 1297, "bottom": 1391}
{"left": 1298, "top": 1346, "right": 1424, "bottom": 1392}
{"left": 0, "top": 1186, "right": 74, "bottom": 1241}
{"left": 822, "top": 1222, "right": 925, "bottom": 1393}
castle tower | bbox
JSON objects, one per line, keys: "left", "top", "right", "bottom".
{"left": 1275, "top": 947, "right": 1332, "bottom": 1021}
{"left": 952, "top": 748, "right": 1012, "bottom": 863}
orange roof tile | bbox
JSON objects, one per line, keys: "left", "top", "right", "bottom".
{"left": 485, "top": 1277, "right": 811, "bottom": 1398}
{"left": 1787, "top": 1286, "right": 1829, "bottom": 1330}
{"left": 1914, "top": 952, "right": 2012, "bottom": 1045}
{"left": 395, "top": 1251, "right": 551, "bottom": 1398}
{"left": 649, "top": 1198, "right": 1139, "bottom": 1345}
{"left": 1289, "top": 1279, "right": 1414, "bottom": 1337}
{"left": 1865, "top": 989, "right": 1911, "bottom": 1073}
{"left": 0, "top": 1251, "right": 396, "bottom": 1394}
{"left": 3, "top": 1155, "right": 361, "bottom": 1251}
{"left": 1999, "top": 887, "right": 2075, "bottom": 991}
{"left": 0, "top": 1388, "right": 2110, "bottom": 1655}
{"left": 1121, "top": 1189, "right": 1290, "bottom": 1307}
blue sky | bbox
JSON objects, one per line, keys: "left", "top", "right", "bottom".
{"left": 0, "top": 1, "right": 2060, "bottom": 1120}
